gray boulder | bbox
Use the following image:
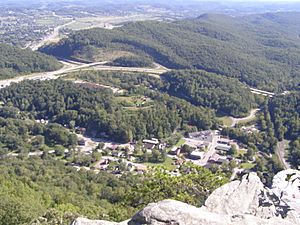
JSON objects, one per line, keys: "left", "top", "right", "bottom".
{"left": 72, "top": 169, "right": 300, "bottom": 225}
{"left": 128, "top": 199, "right": 294, "bottom": 225}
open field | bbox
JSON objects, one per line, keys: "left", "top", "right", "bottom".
{"left": 116, "top": 95, "right": 154, "bottom": 111}
{"left": 218, "top": 116, "right": 233, "bottom": 127}
{"left": 144, "top": 157, "right": 176, "bottom": 171}
{"left": 64, "top": 14, "right": 162, "bottom": 31}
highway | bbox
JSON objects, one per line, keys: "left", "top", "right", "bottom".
{"left": 0, "top": 58, "right": 169, "bottom": 89}
{"left": 249, "top": 88, "right": 275, "bottom": 97}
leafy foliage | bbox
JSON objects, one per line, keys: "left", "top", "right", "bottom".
{"left": 68, "top": 70, "right": 256, "bottom": 117}
{"left": 0, "top": 117, "right": 77, "bottom": 154}
{"left": 0, "top": 44, "right": 62, "bottom": 79}
{"left": 0, "top": 79, "right": 218, "bottom": 143}
{"left": 41, "top": 12, "right": 300, "bottom": 91}
{"left": 0, "top": 158, "right": 228, "bottom": 224}
{"left": 161, "top": 70, "right": 256, "bottom": 117}
{"left": 107, "top": 55, "right": 153, "bottom": 68}
{"left": 267, "top": 92, "right": 300, "bottom": 167}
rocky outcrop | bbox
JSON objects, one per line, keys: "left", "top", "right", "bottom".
{"left": 72, "top": 169, "right": 300, "bottom": 225}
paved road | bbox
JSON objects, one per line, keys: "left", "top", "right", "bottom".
{"left": 230, "top": 109, "right": 260, "bottom": 127}
{"left": 0, "top": 58, "right": 169, "bottom": 89}
{"left": 249, "top": 88, "right": 275, "bottom": 97}
{"left": 29, "top": 20, "right": 75, "bottom": 51}
{"left": 198, "top": 133, "right": 219, "bottom": 166}
{"left": 276, "top": 140, "right": 291, "bottom": 169}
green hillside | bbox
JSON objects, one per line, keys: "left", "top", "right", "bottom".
{"left": 40, "top": 12, "right": 300, "bottom": 91}
{"left": 161, "top": 70, "right": 257, "bottom": 117}
{"left": 0, "top": 44, "right": 62, "bottom": 79}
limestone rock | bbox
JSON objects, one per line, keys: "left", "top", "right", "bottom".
{"left": 204, "top": 172, "right": 278, "bottom": 219}
{"left": 71, "top": 170, "right": 300, "bottom": 225}
{"left": 128, "top": 199, "right": 294, "bottom": 225}
{"left": 272, "top": 169, "right": 300, "bottom": 223}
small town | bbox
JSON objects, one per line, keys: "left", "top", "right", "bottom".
{"left": 0, "top": 0, "right": 299, "bottom": 224}
{"left": 66, "top": 126, "right": 257, "bottom": 179}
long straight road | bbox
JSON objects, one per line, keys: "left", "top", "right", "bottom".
{"left": 276, "top": 140, "right": 291, "bottom": 169}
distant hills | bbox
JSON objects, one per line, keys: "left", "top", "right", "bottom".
{"left": 0, "top": 44, "right": 62, "bottom": 79}
{"left": 40, "top": 12, "right": 300, "bottom": 91}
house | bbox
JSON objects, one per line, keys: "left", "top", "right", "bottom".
{"left": 241, "top": 125, "right": 259, "bottom": 134}
{"left": 144, "top": 142, "right": 156, "bottom": 151}
{"left": 112, "top": 151, "right": 124, "bottom": 158}
{"left": 143, "top": 138, "right": 159, "bottom": 145}
{"left": 208, "top": 153, "right": 221, "bottom": 163}
{"left": 78, "top": 139, "right": 86, "bottom": 146}
{"left": 184, "top": 139, "right": 211, "bottom": 150}
{"left": 217, "top": 138, "right": 231, "bottom": 145}
{"left": 169, "top": 146, "right": 181, "bottom": 156}
{"left": 216, "top": 156, "right": 229, "bottom": 164}
{"left": 188, "top": 130, "right": 214, "bottom": 142}
{"left": 208, "top": 153, "right": 229, "bottom": 165}
{"left": 134, "top": 164, "right": 148, "bottom": 173}
{"left": 189, "top": 151, "right": 204, "bottom": 160}
{"left": 216, "top": 138, "right": 232, "bottom": 151}
{"left": 75, "top": 127, "right": 86, "bottom": 134}
{"left": 215, "top": 144, "right": 231, "bottom": 152}
{"left": 143, "top": 138, "right": 160, "bottom": 151}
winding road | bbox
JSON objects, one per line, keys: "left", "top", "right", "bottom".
{"left": 230, "top": 108, "right": 260, "bottom": 127}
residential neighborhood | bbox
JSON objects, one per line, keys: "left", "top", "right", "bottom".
{"left": 64, "top": 128, "right": 251, "bottom": 179}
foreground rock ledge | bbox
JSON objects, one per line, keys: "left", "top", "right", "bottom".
{"left": 72, "top": 169, "right": 300, "bottom": 225}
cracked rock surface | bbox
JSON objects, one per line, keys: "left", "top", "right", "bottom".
{"left": 72, "top": 169, "right": 300, "bottom": 225}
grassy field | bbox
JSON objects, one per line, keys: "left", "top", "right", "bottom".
{"left": 116, "top": 95, "right": 154, "bottom": 110}
{"left": 236, "top": 118, "right": 257, "bottom": 126}
{"left": 175, "top": 139, "right": 186, "bottom": 147}
{"left": 218, "top": 116, "right": 233, "bottom": 127}
{"left": 144, "top": 157, "right": 176, "bottom": 171}
{"left": 36, "top": 17, "right": 61, "bottom": 26}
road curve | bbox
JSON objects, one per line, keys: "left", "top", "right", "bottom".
{"left": 230, "top": 108, "right": 260, "bottom": 127}
{"left": 0, "top": 59, "right": 169, "bottom": 89}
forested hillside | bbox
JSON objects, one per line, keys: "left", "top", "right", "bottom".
{"left": 267, "top": 92, "right": 300, "bottom": 167}
{"left": 66, "top": 70, "right": 257, "bottom": 117}
{"left": 161, "top": 70, "right": 256, "bottom": 117}
{"left": 0, "top": 158, "right": 227, "bottom": 225}
{"left": 40, "top": 12, "right": 300, "bottom": 91}
{"left": 0, "top": 44, "right": 62, "bottom": 79}
{"left": 0, "top": 79, "right": 218, "bottom": 143}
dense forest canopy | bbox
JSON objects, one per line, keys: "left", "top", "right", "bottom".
{"left": 0, "top": 158, "right": 228, "bottom": 225}
{"left": 68, "top": 69, "right": 257, "bottom": 117}
{"left": 0, "top": 79, "right": 218, "bottom": 143}
{"left": 107, "top": 55, "right": 154, "bottom": 68}
{"left": 40, "top": 12, "right": 300, "bottom": 91}
{"left": 0, "top": 116, "right": 77, "bottom": 155}
{"left": 161, "top": 70, "right": 257, "bottom": 117}
{"left": 267, "top": 91, "right": 300, "bottom": 168}
{"left": 0, "top": 44, "right": 62, "bottom": 79}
